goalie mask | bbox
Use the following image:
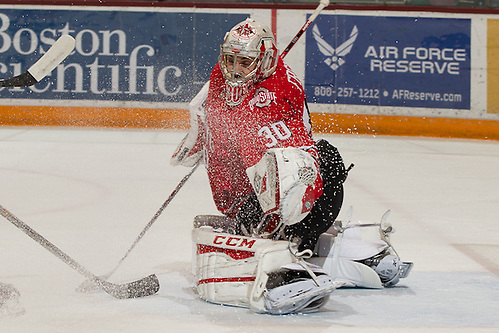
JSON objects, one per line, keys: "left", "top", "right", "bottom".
{"left": 220, "top": 18, "right": 278, "bottom": 106}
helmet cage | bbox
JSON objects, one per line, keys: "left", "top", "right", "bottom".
{"left": 220, "top": 52, "right": 260, "bottom": 84}
{"left": 219, "top": 19, "right": 278, "bottom": 91}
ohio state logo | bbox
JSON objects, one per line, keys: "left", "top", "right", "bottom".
{"left": 232, "top": 22, "right": 256, "bottom": 40}
{"left": 250, "top": 88, "right": 276, "bottom": 109}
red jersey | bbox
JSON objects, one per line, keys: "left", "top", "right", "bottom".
{"left": 203, "top": 57, "right": 319, "bottom": 216}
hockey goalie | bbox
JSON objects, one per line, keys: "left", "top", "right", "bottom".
{"left": 171, "top": 19, "right": 412, "bottom": 314}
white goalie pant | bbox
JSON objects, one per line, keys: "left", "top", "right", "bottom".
{"left": 192, "top": 218, "right": 340, "bottom": 314}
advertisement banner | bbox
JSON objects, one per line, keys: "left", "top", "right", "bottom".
{"left": 305, "top": 15, "right": 471, "bottom": 109}
{"left": 0, "top": 8, "right": 245, "bottom": 103}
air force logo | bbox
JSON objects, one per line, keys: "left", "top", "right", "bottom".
{"left": 312, "top": 24, "right": 359, "bottom": 71}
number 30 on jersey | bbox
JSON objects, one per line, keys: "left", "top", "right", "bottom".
{"left": 258, "top": 121, "right": 292, "bottom": 148}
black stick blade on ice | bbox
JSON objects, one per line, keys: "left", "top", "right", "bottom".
{"left": 0, "top": 35, "right": 75, "bottom": 88}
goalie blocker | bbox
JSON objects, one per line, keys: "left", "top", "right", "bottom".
{"left": 192, "top": 215, "right": 342, "bottom": 315}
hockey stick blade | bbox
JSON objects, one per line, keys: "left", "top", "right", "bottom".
{"left": 0, "top": 35, "right": 75, "bottom": 88}
{"left": 0, "top": 204, "right": 160, "bottom": 299}
{"left": 98, "top": 274, "right": 160, "bottom": 299}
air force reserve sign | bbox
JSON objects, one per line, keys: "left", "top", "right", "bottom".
{"left": 312, "top": 24, "right": 358, "bottom": 71}
{"left": 305, "top": 15, "right": 471, "bottom": 109}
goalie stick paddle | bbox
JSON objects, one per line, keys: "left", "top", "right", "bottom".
{"left": 0, "top": 204, "right": 160, "bottom": 299}
{"left": 0, "top": 35, "right": 75, "bottom": 88}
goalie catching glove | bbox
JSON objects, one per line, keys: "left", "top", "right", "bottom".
{"left": 246, "top": 147, "right": 323, "bottom": 227}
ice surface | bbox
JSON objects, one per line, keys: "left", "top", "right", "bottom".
{"left": 0, "top": 127, "right": 498, "bottom": 332}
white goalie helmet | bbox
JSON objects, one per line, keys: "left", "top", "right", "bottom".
{"left": 220, "top": 18, "right": 278, "bottom": 106}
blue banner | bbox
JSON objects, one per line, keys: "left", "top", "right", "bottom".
{"left": 305, "top": 15, "right": 471, "bottom": 109}
{"left": 0, "top": 9, "right": 246, "bottom": 102}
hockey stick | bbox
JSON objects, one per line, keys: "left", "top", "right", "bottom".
{"left": 280, "top": 0, "right": 330, "bottom": 59}
{"left": 106, "top": 158, "right": 201, "bottom": 277}
{"left": 0, "top": 204, "right": 160, "bottom": 299}
{"left": 77, "top": 157, "right": 202, "bottom": 293}
{"left": 0, "top": 35, "right": 75, "bottom": 88}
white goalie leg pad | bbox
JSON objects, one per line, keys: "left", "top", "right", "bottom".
{"left": 193, "top": 214, "right": 240, "bottom": 234}
{"left": 248, "top": 245, "right": 339, "bottom": 314}
{"left": 264, "top": 276, "right": 335, "bottom": 314}
{"left": 309, "top": 232, "right": 385, "bottom": 289}
{"left": 192, "top": 226, "right": 293, "bottom": 309}
{"left": 192, "top": 224, "right": 338, "bottom": 314}
{"left": 339, "top": 223, "right": 413, "bottom": 286}
{"left": 326, "top": 257, "right": 384, "bottom": 289}
{"left": 340, "top": 228, "right": 390, "bottom": 261}
{"left": 262, "top": 262, "right": 342, "bottom": 315}
{"left": 246, "top": 147, "right": 322, "bottom": 226}
{"left": 309, "top": 222, "right": 413, "bottom": 288}
{"left": 170, "top": 81, "right": 209, "bottom": 167}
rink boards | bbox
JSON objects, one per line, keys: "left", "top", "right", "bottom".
{"left": 0, "top": 4, "right": 497, "bottom": 139}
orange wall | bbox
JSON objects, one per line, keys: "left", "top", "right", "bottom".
{"left": 1, "top": 105, "right": 497, "bottom": 140}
